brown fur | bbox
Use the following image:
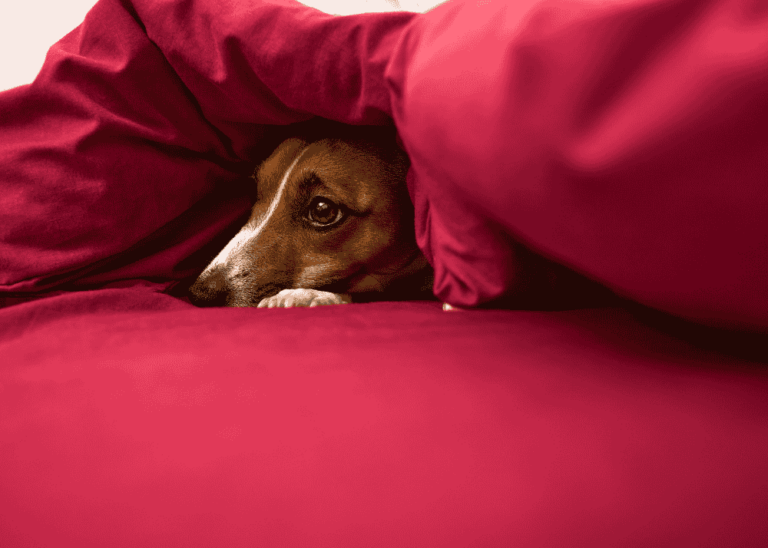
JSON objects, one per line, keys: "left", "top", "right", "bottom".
{"left": 189, "top": 124, "right": 432, "bottom": 307}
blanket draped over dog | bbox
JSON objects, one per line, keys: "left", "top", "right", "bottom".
{"left": 2, "top": 2, "right": 768, "bottom": 547}
{"left": 1, "top": 0, "right": 767, "bottom": 331}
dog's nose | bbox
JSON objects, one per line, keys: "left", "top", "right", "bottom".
{"left": 188, "top": 268, "right": 228, "bottom": 307}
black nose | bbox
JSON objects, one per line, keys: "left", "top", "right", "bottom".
{"left": 188, "top": 268, "right": 229, "bottom": 307}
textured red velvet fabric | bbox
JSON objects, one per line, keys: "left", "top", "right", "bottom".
{"left": 1, "top": 289, "right": 767, "bottom": 547}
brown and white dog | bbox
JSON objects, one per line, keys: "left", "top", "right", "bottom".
{"left": 188, "top": 123, "right": 433, "bottom": 308}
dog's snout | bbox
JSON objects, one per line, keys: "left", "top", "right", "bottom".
{"left": 189, "top": 268, "right": 229, "bottom": 307}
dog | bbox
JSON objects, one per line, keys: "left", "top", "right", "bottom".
{"left": 188, "top": 122, "right": 433, "bottom": 308}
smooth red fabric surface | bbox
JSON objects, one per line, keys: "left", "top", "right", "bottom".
{"left": 387, "top": 0, "right": 768, "bottom": 330}
{"left": 1, "top": 289, "right": 767, "bottom": 547}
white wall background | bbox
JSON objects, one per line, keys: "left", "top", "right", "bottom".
{"left": 0, "top": 0, "right": 444, "bottom": 92}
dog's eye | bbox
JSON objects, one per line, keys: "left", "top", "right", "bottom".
{"left": 307, "top": 197, "right": 345, "bottom": 226}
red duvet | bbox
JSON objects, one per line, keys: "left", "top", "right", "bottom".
{"left": 1, "top": 0, "right": 767, "bottom": 546}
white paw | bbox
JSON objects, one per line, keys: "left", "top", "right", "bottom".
{"left": 256, "top": 289, "right": 352, "bottom": 308}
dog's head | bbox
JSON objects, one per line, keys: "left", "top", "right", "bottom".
{"left": 189, "top": 125, "right": 430, "bottom": 307}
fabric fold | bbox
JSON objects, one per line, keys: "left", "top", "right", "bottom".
{"left": 0, "top": 0, "right": 413, "bottom": 295}
{"left": 387, "top": 0, "right": 768, "bottom": 330}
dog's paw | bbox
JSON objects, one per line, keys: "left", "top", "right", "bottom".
{"left": 256, "top": 289, "right": 352, "bottom": 308}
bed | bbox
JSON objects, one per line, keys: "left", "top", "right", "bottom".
{"left": 1, "top": 0, "right": 767, "bottom": 546}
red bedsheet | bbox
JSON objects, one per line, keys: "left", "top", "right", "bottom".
{"left": 1, "top": 288, "right": 767, "bottom": 547}
{"left": 1, "top": 0, "right": 767, "bottom": 545}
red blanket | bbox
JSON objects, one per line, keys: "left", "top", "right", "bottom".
{"left": 0, "top": 0, "right": 413, "bottom": 299}
{"left": 389, "top": 0, "right": 768, "bottom": 329}
{"left": 1, "top": 0, "right": 767, "bottom": 545}
{"left": 2, "top": 0, "right": 767, "bottom": 329}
